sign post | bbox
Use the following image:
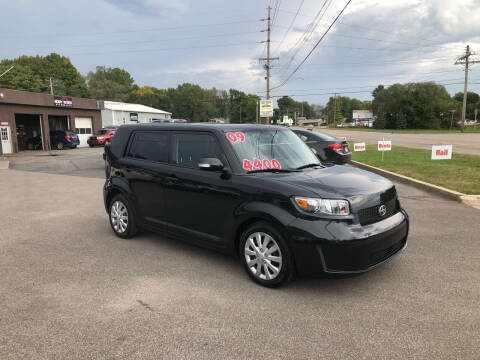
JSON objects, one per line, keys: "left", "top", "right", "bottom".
{"left": 431, "top": 145, "right": 452, "bottom": 160}
{"left": 260, "top": 100, "right": 274, "bottom": 118}
{"left": 377, "top": 139, "right": 392, "bottom": 161}
{"left": 353, "top": 142, "right": 366, "bottom": 152}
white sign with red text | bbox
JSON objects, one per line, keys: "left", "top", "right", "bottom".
{"left": 354, "top": 142, "right": 366, "bottom": 152}
{"left": 378, "top": 140, "right": 392, "bottom": 151}
{"left": 431, "top": 145, "right": 452, "bottom": 160}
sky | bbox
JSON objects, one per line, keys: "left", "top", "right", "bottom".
{"left": 1, "top": 0, "right": 480, "bottom": 105}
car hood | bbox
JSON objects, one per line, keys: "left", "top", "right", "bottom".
{"left": 266, "top": 165, "right": 394, "bottom": 211}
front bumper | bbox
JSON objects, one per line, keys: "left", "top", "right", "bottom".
{"left": 88, "top": 139, "right": 106, "bottom": 145}
{"left": 288, "top": 209, "right": 409, "bottom": 275}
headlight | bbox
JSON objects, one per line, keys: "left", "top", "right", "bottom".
{"left": 98, "top": 136, "right": 104, "bottom": 140}
{"left": 293, "top": 196, "right": 350, "bottom": 215}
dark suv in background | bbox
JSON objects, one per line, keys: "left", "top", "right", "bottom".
{"left": 103, "top": 124, "right": 408, "bottom": 287}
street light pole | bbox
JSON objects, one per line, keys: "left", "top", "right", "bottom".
{"left": 449, "top": 109, "right": 456, "bottom": 129}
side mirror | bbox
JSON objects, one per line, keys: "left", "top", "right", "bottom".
{"left": 198, "top": 158, "right": 224, "bottom": 171}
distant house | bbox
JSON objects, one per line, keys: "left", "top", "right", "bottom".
{"left": 298, "top": 118, "right": 325, "bottom": 127}
{"left": 352, "top": 110, "right": 373, "bottom": 127}
{"left": 101, "top": 101, "right": 172, "bottom": 127}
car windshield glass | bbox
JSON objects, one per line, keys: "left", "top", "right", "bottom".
{"left": 98, "top": 130, "right": 108, "bottom": 135}
{"left": 226, "top": 128, "right": 320, "bottom": 172}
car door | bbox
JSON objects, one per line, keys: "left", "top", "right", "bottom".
{"left": 163, "top": 131, "right": 240, "bottom": 246}
{"left": 123, "top": 131, "right": 170, "bottom": 229}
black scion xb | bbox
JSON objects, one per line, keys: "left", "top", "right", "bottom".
{"left": 103, "top": 124, "right": 408, "bottom": 287}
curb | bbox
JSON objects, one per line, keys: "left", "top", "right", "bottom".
{"left": 0, "top": 160, "right": 9, "bottom": 170}
{"left": 349, "top": 160, "right": 466, "bottom": 202}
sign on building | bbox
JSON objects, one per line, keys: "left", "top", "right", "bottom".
{"left": 354, "top": 142, "right": 366, "bottom": 151}
{"left": 54, "top": 96, "right": 73, "bottom": 107}
{"left": 431, "top": 145, "right": 452, "bottom": 160}
{"left": 260, "top": 100, "right": 273, "bottom": 117}
{"left": 378, "top": 140, "right": 392, "bottom": 151}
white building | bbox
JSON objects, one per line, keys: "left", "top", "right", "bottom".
{"left": 101, "top": 101, "right": 172, "bottom": 127}
{"left": 352, "top": 110, "right": 374, "bottom": 127}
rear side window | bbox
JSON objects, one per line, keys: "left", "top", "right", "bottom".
{"left": 171, "top": 133, "right": 223, "bottom": 168}
{"left": 311, "top": 131, "right": 337, "bottom": 141}
{"left": 128, "top": 132, "right": 168, "bottom": 163}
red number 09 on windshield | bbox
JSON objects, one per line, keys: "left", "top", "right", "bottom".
{"left": 243, "top": 159, "right": 281, "bottom": 171}
{"left": 226, "top": 132, "right": 246, "bottom": 143}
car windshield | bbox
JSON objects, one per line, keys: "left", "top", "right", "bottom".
{"left": 226, "top": 128, "right": 320, "bottom": 172}
{"left": 98, "top": 130, "right": 109, "bottom": 135}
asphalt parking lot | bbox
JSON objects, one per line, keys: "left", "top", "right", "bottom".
{"left": 1, "top": 149, "right": 479, "bottom": 359}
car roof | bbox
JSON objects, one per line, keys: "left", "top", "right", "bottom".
{"left": 118, "top": 123, "right": 289, "bottom": 133}
{"left": 293, "top": 128, "right": 339, "bottom": 141}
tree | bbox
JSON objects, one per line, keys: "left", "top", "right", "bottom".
{"left": 0, "top": 53, "right": 88, "bottom": 97}
{"left": 454, "top": 91, "right": 479, "bottom": 120}
{"left": 372, "top": 82, "right": 453, "bottom": 129}
{"left": 87, "top": 66, "right": 135, "bottom": 101}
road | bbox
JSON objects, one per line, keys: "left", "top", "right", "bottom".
{"left": 1, "top": 151, "right": 479, "bottom": 359}
{"left": 320, "top": 129, "right": 480, "bottom": 155}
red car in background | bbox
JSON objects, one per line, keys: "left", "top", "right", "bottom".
{"left": 88, "top": 127, "right": 117, "bottom": 147}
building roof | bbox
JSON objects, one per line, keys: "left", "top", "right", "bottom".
{"left": 104, "top": 101, "right": 171, "bottom": 115}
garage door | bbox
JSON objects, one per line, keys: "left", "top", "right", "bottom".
{"left": 74, "top": 117, "right": 92, "bottom": 147}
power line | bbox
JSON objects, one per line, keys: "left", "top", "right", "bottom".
{"left": 0, "top": 19, "right": 261, "bottom": 39}
{"left": 269, "top": 81, "right": 478, "bottom": 98}
{"left": 276, "top": 0, "right": 332, "bottom": 76}
{"left": 68, "top": 41, "right": 260, "bottom": 56}
{"left": 271, "top": 0, "right": 353, "bottom": 91}
{"left": 273, "top": 0, "right": 305, "bottom": 53}
{"left": 1, "top": 31, "right": 262, "bottom": 52}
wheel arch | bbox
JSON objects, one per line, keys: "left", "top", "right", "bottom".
{"left": 234, "top": 214, "right": 291, "bottom": 258}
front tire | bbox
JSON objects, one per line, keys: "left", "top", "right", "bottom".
{"left": 108, "top": 194, "right": 138, "bottom": 239}
{"left": 239, "top": 222, "right": 294, "bottom": 287}
{"left": 89, "top": 144, "right": 94, "bottom": 148}
{"left": 56, "top": 142, "right": 64, "bottom": 150}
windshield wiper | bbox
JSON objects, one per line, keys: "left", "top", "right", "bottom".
{"left": 296, "top": 163, "right": 322, "bottom": 170}
{"left": 247, "top": 168, "right": 299, "bottom": 174}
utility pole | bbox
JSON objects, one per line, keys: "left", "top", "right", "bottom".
{"left": 259, "top": 6, "right": 279, "bottom": 125}
{"left": 256, "top": 99, "right": 259, "bottom": 124}
{"left": 239, "top": 105, "right": 242, "bottom": 123}
{"left": 333, "top": 93, "right": 337, "bottom": 128}
{"left": 49, "top": 77, "right": 54, "bottom": 95}
{"left": 449, "top": 109, "right": 456, "bottom": 130}
{"left": 455, "top": 45, "right": 480, "bottom": 132}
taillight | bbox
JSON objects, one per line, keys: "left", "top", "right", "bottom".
{"left": 64, "top": 135, "right": 71, "bottom": 141}
{"left": 328, "top": 143, "right": 343, "bottom": 152}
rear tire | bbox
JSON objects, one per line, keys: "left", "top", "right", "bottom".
{"left": 108, "top": 194, "right": 138, "bottom": 239}
{"left": 239, "top": 221, "right": 294, "bottom": 287}
{"left": 89, "top": 144, "right": 94, "bottom": 148}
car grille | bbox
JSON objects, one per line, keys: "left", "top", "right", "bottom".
{"left": 358, "top": 187, "right": 398, "bottom": 225}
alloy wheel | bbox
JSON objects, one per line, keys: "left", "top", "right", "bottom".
{"left": 244, "top": 232, "right": 283, "bottom": 280}
{"left": 110, "top": 200, "right": 129, "bottom": 234}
